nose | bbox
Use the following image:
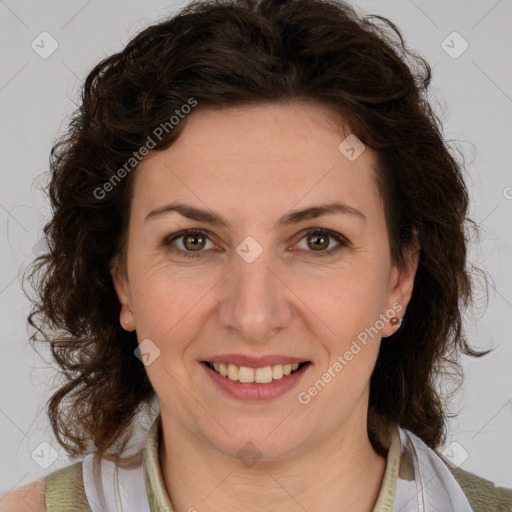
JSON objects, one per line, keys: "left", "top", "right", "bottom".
{"left": 217, "top": 247, "right": 293, "bottom": 345}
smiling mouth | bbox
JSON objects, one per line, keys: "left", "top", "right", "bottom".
{"left": 202, "top": 361, "right": 310, "bottom": 384}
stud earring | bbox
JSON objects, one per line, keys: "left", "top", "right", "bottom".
{"left": 390, "top": 316, "right": 402, "bottom": 328}
{"left": 123, "top": 311, "right": 133, "bottom": 327}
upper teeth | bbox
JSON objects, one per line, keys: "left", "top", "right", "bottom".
{"left": 210, "top": 362, "right": 301, "bottom": 383}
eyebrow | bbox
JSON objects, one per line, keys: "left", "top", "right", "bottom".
{"left": 145, "top": 201, "right": 366, "bottom": 227}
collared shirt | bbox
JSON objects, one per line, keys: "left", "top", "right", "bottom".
{"left": 79, "top": 415, "right": 474, "bottom": 511}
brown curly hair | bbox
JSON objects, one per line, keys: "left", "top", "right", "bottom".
{"left": 25, "top": 0, "right": 488, "bottom": 462}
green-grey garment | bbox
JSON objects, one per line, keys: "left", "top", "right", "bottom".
{"left": 44, "top": 415, "right": 512, "bottom": 511}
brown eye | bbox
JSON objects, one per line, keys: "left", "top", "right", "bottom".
{"left": 306, "top": 231, "right": 330, "bottom": 251}
{"left": 164, "top": 230, "right": 214, "bottom": 258}
{"left": 295, "top": 229, "right": 348, "bottom": 258}
{"left": 182, "top": 232, "right": 206, "bottom": 251}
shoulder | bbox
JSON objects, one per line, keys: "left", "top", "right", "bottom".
{"left": 440, "top": 457, "right": 512, "bottom": 511}
{"left": 45, "top": 460, "right": 92, "bottom": 512}
{"left": 0, "top": 460, "right": 90, "bottom": 512}
{"left": 403, "top": 428, "right": 512, "bottom": 511}
{"left": 0, "top": 478, "right": 46, "bottom": 512}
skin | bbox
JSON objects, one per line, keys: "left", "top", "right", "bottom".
{"left": 0, "top": 479, "right": 46, "bottom": 512}
{"left": 111, "top": 102, "right": 419, "bottom": 512}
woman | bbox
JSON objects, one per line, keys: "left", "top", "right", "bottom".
{"left": 3, "top": 0, "right": 511, "bottom": 510}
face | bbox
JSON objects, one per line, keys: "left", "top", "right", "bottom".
{"left": 111, "top": 102, "right": 418, "bottom": 461}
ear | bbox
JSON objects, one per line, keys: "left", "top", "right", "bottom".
{"left": 110, "top": 253, "right": 135, "bottom": 331}
{"left": 381, "top": 235, "right": 420, "bottom": 338}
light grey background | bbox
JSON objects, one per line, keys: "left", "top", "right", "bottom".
{"left": 1, "top": 0, "right": 511, "bottom": 495}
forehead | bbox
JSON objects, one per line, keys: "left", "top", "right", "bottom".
{"left": 132, "top": 102, "right": 382, "bottom": 223}
{"left": 156, "top": 102, "right": 361, "bottom": 165}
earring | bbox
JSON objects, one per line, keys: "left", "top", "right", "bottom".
{"left": 390, "top": 316, "right": 402, "bottom": 328}
{"left": 123, "top": 311, "right": 133, "bottom": 327}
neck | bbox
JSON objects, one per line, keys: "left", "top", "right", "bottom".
{"left": 158, "top": 410, "right": 387, "bottom": 512}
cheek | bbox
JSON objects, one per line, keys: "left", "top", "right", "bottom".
{"left": 298, "top": 266, "right": 389, "bottom": 371}
{"left": 303, "top": 263, "right": 389, "bottom": 325}
{"left": 131, "top": 256, "right": 207, "bottom": 318}
{"left": 130, "top": 279, "right": 202, "bottom": 399}
{"left": 129, "top": 269, "right": 211, "bottom": 360}
{"left": 298, "top": 274, "right": 385, "bottom": 407}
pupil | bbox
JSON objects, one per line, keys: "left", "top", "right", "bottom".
{"left": 186, "top": 234, "right": 203, "bottom": 250}
{"left": 310, "top": 233, "right": 327, "bottom": 250}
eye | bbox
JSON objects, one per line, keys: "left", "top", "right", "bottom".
{"left": 163, "top": 228, "right": 348, "bottom": 259}
{"left": 163, "top": 230, "right": 215, "bottom": 258}
{"left": 294, "top": 229, "right": 348, "bottom": 258}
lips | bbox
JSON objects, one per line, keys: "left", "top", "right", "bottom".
{"left": 201, "top": 358, "right": 311, "bottom": 400}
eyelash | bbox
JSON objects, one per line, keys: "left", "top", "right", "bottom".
{"left": 163, "top": 228, "right": 348, "bottom": 259}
